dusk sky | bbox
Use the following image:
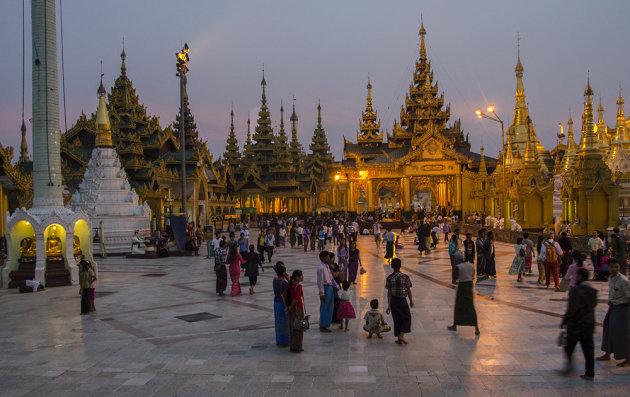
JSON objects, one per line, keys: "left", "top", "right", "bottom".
{"left": 1, "top": 0, "right": 630, "bottom": 161}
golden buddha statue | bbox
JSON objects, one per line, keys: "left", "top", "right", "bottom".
{"left": 46, "top": 231, "right": 62, "bottom": 256}
{"left": 73, "top": 235, "right": 82, "bottom": 256}
{"left": 19, "top": 235, "right": 36, "bottom": 258}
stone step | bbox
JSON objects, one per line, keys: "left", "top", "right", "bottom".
{"left": 44, "top": 258, "right": 70, "bottom": 287}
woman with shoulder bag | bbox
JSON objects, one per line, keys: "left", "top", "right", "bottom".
{"left": 508, "top": 237, "right": 527, "bottom": 282}
{"left": 284, "top": 270, "right": 305, "bottom": 353}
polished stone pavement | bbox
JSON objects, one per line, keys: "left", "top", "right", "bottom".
{"left": 1, "top": 232, "right": 628, "bottom": 396}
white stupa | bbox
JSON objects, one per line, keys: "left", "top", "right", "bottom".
{"left": 71, "top": 80, "right": 150, "bottom": 254}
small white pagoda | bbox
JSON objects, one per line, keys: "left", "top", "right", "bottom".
{"left": 71, "top": 80, "right": 150, "bottom": 255}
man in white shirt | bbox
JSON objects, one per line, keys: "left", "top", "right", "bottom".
{"left": 211, "top": 232, "right": 222, "bottom": 257}
{"left": 539, "top": 233, "right": 563, "bottom": 290}
{"left": 597, "top": 259, "right": 630, "bottom": 367}
{"left": 317, "top": 251, "right": 339, "bottom": 332}
{"left": 373, "top": 222, "right": 382, "bottom": 249}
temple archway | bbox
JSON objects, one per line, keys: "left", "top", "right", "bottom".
{"left": 523, "top": 192, "right": 544, "bottom": 227}
{"left": 591, "top": 188, "right": 609, "bottom": 231}
{"left": 377, "top": 187, "right": 399, "bottom": 215}
{"left": 412, "top": 185, "right": 437, "bottom": 212}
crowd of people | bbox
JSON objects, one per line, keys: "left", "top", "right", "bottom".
{"left": 170, "top": 212, "right": 630, "bottom": 380}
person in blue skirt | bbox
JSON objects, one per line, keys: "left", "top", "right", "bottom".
{"left": 272, "top": 262, "right": 290, "bottom": 346}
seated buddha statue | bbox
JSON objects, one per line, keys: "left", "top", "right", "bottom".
{"left": 73, "top": 235, "right": 82, "bottom": 256}
{"left": 46, "top": 231, "right": 62, "bottom": 256}
{"left": 19, "top": 236, "right": 36, "bottom": 258}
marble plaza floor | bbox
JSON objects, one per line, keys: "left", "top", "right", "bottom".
{"left": 1, "top": 232, "right": 629, "bottom": 397}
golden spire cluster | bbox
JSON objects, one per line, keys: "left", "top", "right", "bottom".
{"left": 95, "top": 74, "right": 113, "bottom": 148}
{"left": 357, "top": 74, "right": 383, "bottom": 145}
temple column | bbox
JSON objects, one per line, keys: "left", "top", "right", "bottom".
{"left": 455, "top": 173, "right": 462, "bottom": 212}
{"left": 367, "top": 180, "right": 373, "bottom": 212}
{"left": 348, "top": 182, "right": 354, "bottom": 212}
{"left": 35, "top": 233, "right": 45, "bottom": 285}
{"left": 402, "top": 177, "right": 411, "bottom": 212}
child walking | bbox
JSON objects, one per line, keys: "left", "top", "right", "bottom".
{"left": 336, "top": 282, "right": 356, "bottom": 332}
{"left": 363, "top": 299, "right": 391, "bottom": 338}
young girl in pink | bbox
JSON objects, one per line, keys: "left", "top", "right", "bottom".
{"left": 336, "top": 282, "right": 356, "bottom": 332}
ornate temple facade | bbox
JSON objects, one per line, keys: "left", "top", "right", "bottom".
{"left": 331, "top": 21, "right": 495, "bottom": 218}
{"left": 0, "top": 17, "right": 627, "bottom": 237}
{"left": 59, "top": 50, "right": 237, "bottom": 229}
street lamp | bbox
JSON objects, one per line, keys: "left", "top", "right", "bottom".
{"left": 475, "top": 105, "right": 511, "bottom": 229}
{"left": 176, "top": 43, "right": 190, "bottom": 218}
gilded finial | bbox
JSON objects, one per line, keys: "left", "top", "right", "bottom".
{"left": 95, "top": 74, "right": 113, "bottom": 148}
{"left": 280, "top": 99, "right": 285, "bottom": 131}
{"left": 290, "top": 95, "right": 298, "bottom": 123}
{"left": 120, "top": 44, "right": 127, "bottom": 76}
{"left": 97, "top": 60, "right": 106, "bottom": 95}
{"left": 317, "top": 100, "right": 322, "bottom": 128}
{"left": 261, "top": 63, "right": 266, "bottom": 86}
{"left": 230, "top": 103, "right": 234, "bottom": 130}
{"left": 515, "top": 33, "right": 523, "bottom": 74}
{"left": 419, "top": 14, "right": 427, "bottom": 61}
{"left": 585, "top": 71, "right": 593, "bottom": 96}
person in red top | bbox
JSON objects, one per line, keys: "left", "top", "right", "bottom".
{"left": 227, "top": 245, "right": 245, "bottom": 296}
{"left": 284, "top": 270, "right": 305, "bottom": 353}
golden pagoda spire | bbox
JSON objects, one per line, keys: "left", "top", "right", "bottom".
{"left": 279, "top": 100, "right": 285, "bottom": 133}
{"left": 513, "top": 35, "right": 528, "bottom": 129}
{"left": 505, "top": 138, "right": 515, "bottom": 167}
{"left": 560, "top": 111, "right": 578, "bottom": 173}
{"left": 419, "top": 14, "right": 427, "bottom": 62}
{"left": 357, "top": 73, "right": 382, "bottom": 144}
{"left": 523, "top": 116, "right": 539, "bottom": 167}
{"left": 290, "top": 96, "right": 299, "bottom": 145}
{"left": 609, "top": 87, "right": 630, "bottom": 159}
{"left": 579, "top": 74, "right": 598, "bottom": 152}
{"left": 120, "top": 46, "right": 127, "bottom": 77}
{"left": 597, "top": 94, "right": 609, "bottom": 151}
{"left": 366, "top": 73, "right": 373, "bottom": 111}
{"left": 317, "top": 100, "right": 322, "bottom": 128}
{"left": 95, "top": 74, "right": 113, "bottom": 148}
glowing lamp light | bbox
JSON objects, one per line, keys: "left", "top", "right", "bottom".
{"left": 475, "top": 109, "right": 482, "bottom": 118}
{"left": 335, "top": 175, "right": 340, "bottom": 181}
{"left": 25, "top": 221, "right": 30, "bottom": 225}
{"left": 487, "top": 105, "right": 495, "bottom": 113}
{"left": 52, "top": 226, "right": 57, "bottom": 230}
{"left": 359, "top": 171, "right": 364, "bottom": 176}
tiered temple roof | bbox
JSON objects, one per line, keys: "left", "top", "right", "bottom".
{"left": 356, "top": 75, "right": 383, "bottom": 147}
{"left": 344, "top": 18, "right": 480, "bottom": 167}
{"left": 225, "top": 73, "right": 333, "bottom": 199}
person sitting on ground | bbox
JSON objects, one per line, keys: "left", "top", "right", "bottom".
{"left": 363, "top": 299, "right": 391, "bottom": 338}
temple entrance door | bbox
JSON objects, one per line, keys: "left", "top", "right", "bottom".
{"left": 357, "top": 188, "right": 367, "bottom": 214}
{"left": 412, "top": 188, "right": 434, "bottom": 212}
{"left": 377, "top": 187, "right": 399, "bottom": 220}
